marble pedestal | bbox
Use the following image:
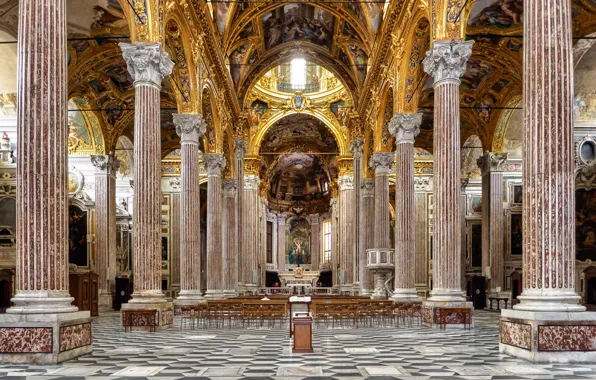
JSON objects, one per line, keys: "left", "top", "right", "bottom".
{"left": 173, "top": 296, "right": 206, "bottom": 315}
{"left": 223, "top": 289, "right": 238, "bottom": 298}
{"left": 422, "top": 299, "right": 474, "bottom": 329}
{"left": 204, "top": 290, "right": 225, "bottom": 300}
{"left": 500, "top": 309, "right": 596, "bottom": 362}
{"left": 0, "top": 311, "right": 92, "bottom": 364}
{"left": 99, "top": 291, "right": 114, "bottom": 312}
{"left": 120, "top": 301, "right": 174, "bottom": 331}
{"left": 391, "top": 289, "right": 422, "bottom": 304}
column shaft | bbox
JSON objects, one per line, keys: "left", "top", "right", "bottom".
{"left": 414, "top": 191, "right": 428, "bottom": 295}
{"left": 170, "top": 192, "right": 181, "bottom": 291}
{"left": 205, "top": 154, "right": 225, "bottom": 299}
{"left": 339, "top": 176, "right": 355, "bottom": 289}
{"left": 310, "top": 215, "right": 320, "bottom": 271}
{"left": 360, "top": 179, "right": 375, "bottom": 295}
{"left": 351, "top": 139, "right": 363, "bottom": 285}
{"left": 222, "top": 180, "right": 237, "bottom": 297}
{"left": 371, "top": 153, "right": 394, "bottom": 249}
{"left": 277, "top": 215, "right": 287, "bottom": 272}
{"left": 243, "top": 175, "right": 259, "bottom": 290}
{"left": 234, "top": 139, "right": 246, "bottom": 289}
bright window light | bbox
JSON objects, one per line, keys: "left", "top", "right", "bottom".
{"left": 290, "top": 58, "right": 306, "bottom": 88}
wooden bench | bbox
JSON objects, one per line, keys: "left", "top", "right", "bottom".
{"left": 122, "top": 309, "right": 158, "bottom": 332}
{"left": 488, "top": 297, "right": 509, "bottom": 310}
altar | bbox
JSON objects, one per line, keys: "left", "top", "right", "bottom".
{"left": 278, "top": 269, "right": 321, "bottom": 287}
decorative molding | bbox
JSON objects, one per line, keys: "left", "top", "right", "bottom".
{"left": 338, "top": 175, "right": 354, "bottom": 191}
{"left": 244, "top": 174, "right": 260, "bottom": 190}
{"left": 414, "top": 177, "right": 433, "bottom": 191}
{"left": 119, "top": 42, "right": 175, "bottom": 89}
{"left": 168, "top": 177, "right": 181, "bottom": 190}
{"left": 422, "top": 40, "right": 474, "bottom": 85}
{"left": 173, "top": 114, "right": 207, "bottom": 145}
{"left": 388, "top": 113, "right": 422, "bottom": 145}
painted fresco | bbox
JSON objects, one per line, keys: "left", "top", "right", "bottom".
{"left": 216, "top": 0, "right": 231, "bottom": 33}
{"left": 67, "top": 100, "right": 93, "bottom": 152}
{"left": 503, "top": 108, "right": 523, "bottom": 157}
{"left": 510, "top": 213, "right": 522, "bottom": 255}
{"left": 230, "top": 43, "right": 249, "bottom": 86}
{"left": 286, "top": 216, "right": 311, "bottom": 265}
{"left": 347, "top": 0, "right": 366, "bottom": 26}
{"left": 249, "top": 99, "right": 268, "bottom": 127}
{"left": 262, "top": 115, "right": 337, "bottom": 153}
{"left": 262, "top": 4, "right": 335, "bottom": 50}
{"left": 574, "top": 44, "right": 596, "bottom": 124}
{"left": 348, "top": 45, "right": 368, "bottom": 83}
{"left": 577, "top": 189, "right": 596, "bottom": 261}
{"left": 364, "top": 2, "right": 381, "bottom": 32}
{"left": 468, "top": 0, "right": 523, "bottom": 28}
{"left": 343, "top": 23, "right": 361, "bottom": 42}
{"left": 68, "top": 205, "right": 88, "bottom": 267}
{"left": 330, "top": 100, "right": 348, "bottom": 122}
{"left": 461, "top": 135, "right": 483, "bottom": 178}
{"left": 461, "top": 59, "right": 497, "bottom": 90}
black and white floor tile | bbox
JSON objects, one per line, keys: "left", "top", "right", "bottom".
{"left": 1, "top": 311, "right": 596, "bottom": 379}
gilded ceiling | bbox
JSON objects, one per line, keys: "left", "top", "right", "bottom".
{"left": 1, "top": 0, "right": 596, "bottom": 182}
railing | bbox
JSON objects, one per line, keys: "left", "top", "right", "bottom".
{"left": 277, "top": 82, "right": 321, "bottom": 94}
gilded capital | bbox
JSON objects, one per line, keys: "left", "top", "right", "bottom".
{"left": 423, "top": 40, "right": 474, "bottom": 85}
{"left": 120, "top": 42, "right": 174, "bottom": 89}
{"left": 388, "top": 113, "right": 422, "bottom": 145}
{"left": 173, "top": 114, "right": 207, "bottom": 145}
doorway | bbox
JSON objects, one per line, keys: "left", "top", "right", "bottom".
{"left": 471, "top": 276, "right": 486, "bottom": 309}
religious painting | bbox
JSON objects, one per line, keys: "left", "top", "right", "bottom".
{"left": 229, "top": 43, "right": 249, "bottom": 86}
{"left": 347, "top": 1, "right": 366, "bottom": 26}
{"left": 491, "top": 78, "right": 510, "bottom": 93}
{"left": 68, "top": 205, "right": 88, "bottom": 267}
{"left": 67, "top": 101, "right": 92, "bottom": 152}
{"left": 364, "top": 2, "right": 381, "bottom": 32}
{"left": 104, "top": 62, "right": 132, "bottom": 93}
{"left": 91, "top": 0, "right": 127, "bottom": 30}
{"left": 576, "top": 189, "right": 596, "bottom": 261}
{"left": 470, "top": 196, "right": 482, "bottom": 214}
{"left": 510, "top": 213, "right": 522, "bottom": 255}
{"left": 238, "top": 23, "right": 254, "bottom": 39}
{"left": 88, "top": 80, "right": 107, "bottom": 95}
{"left": 574, "top": 46, "right": 596, "bottom": 122}
{"left": 343, "top": 22, "right": 361, "bottom": 42}
{"left": 503, "top": 109, "right": 523, "bottom": 157}
{"left": 348, "top": 45, "right": 368, "bottom": 83}
{"left": 330, "top": 100, "right": 347, "bottom": 121}
{"left": 68, "top": 171, "right": 83, "bottom": 194}
{"left": 286, "top": 216, "right": 311, "bottom": 265}
{"left": 216, "top": 0, "right": 231, "bottom": 33}
{"left": 468, "top": 0, "right": 523, "bottom": 28}
{"left": 249, "top": 99, "right": 268, "bottom": 127}
{"left": 262, "top": 4, "right": 335, "bottom": 50}
{"left": 461, "top": 59, "right": 496, "bottom": 90}
{"left": 511, "top": 184, "right": 522, "bottom": 205}
{"left": 461, "top": 135, "right": 483, "bottom": 178}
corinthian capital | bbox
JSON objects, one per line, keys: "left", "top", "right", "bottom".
{"left": 173, "top": 114, "right": 207, "bottom": 145}
{"left": 388, "top": 113, "right": 422, "bottom": 145}
{"left": 203, "top": 153, "right": 226, "bottom": 176}
{"left": 476, "top": 152, "right": 508, "bottom": 175}
{"left": 234, "top": 138, "right": 248, "bottom": 158}
{"left": 222, "top": 179, "right": 237, "bottom": 197}
{"left": 423, "top": 40, "right": 474, "bottom": 85}
{"left": 91, "top": 153, "right": 120, "bottom": 176}
{"left": 350, "top": 137, "right": 364, "bottom": 159}
{"left": 120, "top": 42, "right": 175, "bottom": 89}
{"left": 371, "top": 152, "right": 394, "bottom": 174}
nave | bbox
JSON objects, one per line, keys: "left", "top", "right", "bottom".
{"left": 1, "top": 311, "right": 593, "bottom": 380}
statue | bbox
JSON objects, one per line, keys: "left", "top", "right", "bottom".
{"left": 293, "top": 237, "right": 304, "bottom": 266}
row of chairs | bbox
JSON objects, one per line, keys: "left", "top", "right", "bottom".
{"left": 313, "top": 302, "right": 421, "bottom": 329}
{"left": 179, "top": 302, "right": 289, "bottom": 329}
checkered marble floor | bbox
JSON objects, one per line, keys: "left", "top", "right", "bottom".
{"left": 1, "top": 310, "right": 596, "bottom": 379}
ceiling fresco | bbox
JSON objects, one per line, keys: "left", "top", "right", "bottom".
{"left": 260, "top": 114, "right": 339, "bottom": 154}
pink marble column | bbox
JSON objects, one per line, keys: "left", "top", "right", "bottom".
{"left": 204, "top": 153, "right": 226, "bottom": 299}
{"left": 120, "top": 42, "right": 174, "bottom": 303}
{"left": 351, "top": 138, "right": 363, "bottom": 288}
{"left": 222, "top": 179, "right": 237, "bottom": 297}
{"left": 338, "top": 175, "right": 355, "bottom": 291}
{"left": 173, "top": 114, "right": 206, "bottom": 304}
{"left": 310, "top": 214, "right": 320, "bottom": 271}
{"left": 234, "top": 139, "right": 247, "bottom": 291}
{"left": 7, "top": 0, "right": 76, "bottom": 314}
{"left": 243, "top": 175, "right": 260, "bottom": 291}
{"left": 371, "top": 152, "right": 394, "bottom": 249}
{"left": 360, "top": 179, "right": 375, "bottom": 295}
{"left": 0, "top": 0, "right": 93, "bottom": 363}
{"left": 389, "top": 113, "right": 422, "bottom": 303}
{"left": 477, "top": 152, "right": 507, "bottom": 298}
{"left": 422, "top": 40, "right": 473, "bottom": 302}
{"left": 277, "top": 214, "right": 287, "bottom": 272}
{"left": 91, "top": 153, "right": 120, "bottom": 311}
{"left": 331, "top": 198, "right": 339, "bottom": 287}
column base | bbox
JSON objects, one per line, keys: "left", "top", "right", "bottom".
{"left": 391, "top": 289, "right": 422, "bottom": 303}
{"left": 98, "top": 291, "right": 114, "bottom": 312}
{"left": 340, "top": 284, "right": 354, "bottom": 295}
{"left": 500, "top": 309, "right": 596, "bottom": 362}
{"left": 0, "top": 311, "right": 92, "bottom": 364}
{"left": 204, "top": 290, "right": 225, "bottom": 300}
{"left": 415, "top": 283, "right": 429, "bottom": 299}
{"left": 360, "top": 288, "right": 374, "bottom": 297}
{"left": 173, "top": 296, "right": 206, "bottom": 315}
{"left": 243, "top": 284, "right": 258, "bottom": 295}
{"left": 514, "top": 289, "right": 585, "bottom": 312}
{"left": 422, "top": 299, "right": 474, "bottom": 329}
{"left": 223, "top": 289, "right": 238, "bottom": 298}
{"left": 427, "top": 288, "right": 467, "bottom": 302}
{"left": 120, "top": 301, "right": 173, "bottom": 332}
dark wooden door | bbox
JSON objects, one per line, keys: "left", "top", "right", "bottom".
{"left": 471, "top": 276, "right": 486, "bottom": 309}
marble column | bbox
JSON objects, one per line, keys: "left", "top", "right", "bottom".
{"left": 170, "top": 187, "right": 181, "bottom": 293}
{"left": 331, "top": 198, "right": 339, "bottom": 287}
{"left": 204, "top": 153, "right": 226, "bottom": 300}
{"left": 351, "top": 138, "right": 364, "bottom": 290}
{"left": 222, "top": 179, "right": 237, "bottom": 298}
{"left": 371, "top": 153, "right": 394, "bottom": 249}
{"left": 310, "top": 214, "right": 321, "bottom": 271}
{"left": 338, "top": 175, "right": 355, "bottom": 291}
{"left": 277, "top": 214, "right": 287, "bottom": 272}
{"left": 243, "top": 175, "right": 260, "bottom": 291}
{"left": 92, "top": 153, "right": 120, "bottom": 312}
{"left": 0, "top": 0, "right": 92, "bottom": 363}
{"left": 477, "top": 152, "right": 508, "bottom": 299}
{"left": 421, "top": 40, "right": 474, "bottom": 326}
{"left": 360, "top": 179, "right": 375, "bottom": 296}
{"left": 173, "top": 114, "right": 206, "bottom": 305}
{"left": 414, "top": 188, "right": 429, "bottom": 297}
{"left": 389, "top": 113, "right": 422, "bottom": 303}
{"left": 500, "top": 0, "right": 596, "bottom": 362}
{"left": 120, "top": 42, "right": 174, "bottom": 322}
{"left": 234, "top": 139, "right": 247, "bottom": 291}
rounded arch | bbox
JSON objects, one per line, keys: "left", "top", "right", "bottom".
{"left": 492, "top": 95, "right": 522, "bottom": 152}
{"left": 67, "top": 98, "right": 106, "bottom": 155}
{"left": 250, "top": 110, "right": 348, "bottom": 155}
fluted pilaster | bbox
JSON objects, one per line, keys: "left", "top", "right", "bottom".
{"left": 389, "top": 113, "right": 422, "bottom": 302}
{"left": 477, "top": 152, "right": 507, "bottom": 297}
{"left": 423, "top": 40, "right": 473, "bottom": 302}
{"left": 371, "top": 152, "right": 394, "bottom": 249}
{"left": 204, "top": 153, "right": 226, "bottom": 299}
{"left": 9, "top": 0, "right": 75, "bottom": 313}
{"left": 120, "top": 42, "right": 174, "bottom": 302}
{"left": 174, "top": 114, "right": 206, "bottom": 302}
{"left": 222, "top": 179, "right": 237, "bottom": 297}
{"left": 91, "top": 153, "right": 120, "bottom": 311}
